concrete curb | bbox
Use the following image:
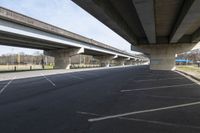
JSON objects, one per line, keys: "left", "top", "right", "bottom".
{"left": 175, "top": 70, "right": 200, "bottom": 82}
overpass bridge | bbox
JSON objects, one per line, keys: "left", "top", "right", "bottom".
{"left": 0, "top": 7, "right": 145, "bottom": 69}
{"left": 72, "top": 0, "right": 200, "bottom": 70}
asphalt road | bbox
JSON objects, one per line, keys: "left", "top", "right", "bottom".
{"left": 0, "top": 65, "right": 200, "bottom": 133}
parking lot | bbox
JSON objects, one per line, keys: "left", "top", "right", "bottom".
{"left": 0, "top": 65, "right": 200, "bottom": 133}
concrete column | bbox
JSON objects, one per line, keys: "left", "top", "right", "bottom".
{"left": 114, "top": 59, "right": 124, "bottom": 66}
{"left": 101, "top": 59, "right": 111, "bottom": 67}
{"left": 126, "top": 59, "right": 135, "bottom": 65}
{"left": 120, "top": 60, "right": 125, "bottom": 66}
{"left": 138, "top": 43, "right": 198, "bottom": 70}
{"left": 94, "top": 55, "right": 117, "bottom": 67}
{"left": 114, "top": 57, "right": 129, "bottom": 66}
{"left": 44, "top": 47, "right": 84, "bottom": 69}
{"left": 149, "top": 48, "right": 176, "bottom": 70}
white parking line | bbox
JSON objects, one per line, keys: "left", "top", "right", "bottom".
{"left": 77, "top": 111, "right": 200, "bottom": 129}
{"left": 77, "top": 111, "right": 99, "bottom": 116}
{"left": 0, "top": 76, "right": 16, "bottom": 95}
{"left": 142, "top": 94, "right": 200, "bottom": 100}
{"left": 134, "top": 77, "right": 184, "bottom": 82}
{"left": 119, "top": 117, "right": 200, "bottom": 129}
{"left": 41, "top": 73, "right": 56, "bottom": 87}
{"left": 88, "top": 100, "right": 200, "bottom": 122}
{"left": 121, "top": 83, "right": 196, "bottom": 92}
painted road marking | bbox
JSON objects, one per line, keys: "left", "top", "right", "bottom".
{"left": 77, "top": 111, "right": 99, "bottom": 116}
{"left": 134, "top": 77, "right": 185, "bottom": 82}
{"left": 88, "top": 100, "right": 200, "bottom": 122}
{"left": 41, "top": 73, "right": 56, "bottom": 87}
{"left": 141, "top": 94, "right": 200, "bottom": 100}
{"left": 119, "top": 117, "right": 200, "bottom": 129}
{"left": 0, "top": 76, "right": 16, "bottom": 95}
{"left": 77, "top": 111, "right": 200, "bottom": 129}
{"left": 121, "top": 83, "right": 196, "bottom": 92}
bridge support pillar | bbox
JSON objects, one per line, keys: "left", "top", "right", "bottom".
{"left": 115, "top": 59, "right": 125, "bottom": 66}
{"left": 120, "top": 60, "right": 125, "bottom": 66}
{"left": 149, "top": 49, "right": 176, "bottom": 70}
{"left": 138, "top": 43, "right": 198, "bottom": 70}
{"left": 44, "top": 47, "right": 84, "bottom": 69}
{"left": 114, "top": 57, "right": 128, "bottom": 66}
{"left": 126, "top": 59, "right": 135, "bottom": 65}
{"left": 94, "top": 55, "right": 117, "bottom": 67}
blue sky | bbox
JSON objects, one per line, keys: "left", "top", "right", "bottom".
{"left": 0, "top": 0, "right": 136, "bottom": 55}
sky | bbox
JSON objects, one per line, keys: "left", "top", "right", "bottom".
{"left": 0, "top": 0, "right": 137, "bottom": 55}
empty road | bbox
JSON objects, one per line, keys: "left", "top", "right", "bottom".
{"left": 0, "top": 65, "right": 200, "bottom": 133}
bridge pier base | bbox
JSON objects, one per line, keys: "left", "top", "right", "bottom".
{"left": 149, "top": 49, "right": 176, "bottom": 70}
{"left": 94, "top": 56, "right": 113, "bottom": 67}
{"left": 138, "top": 43, "right": 197, "bottom": 70}
{"left": 94, "top": 55, "right": 115, "bottom": 67}
{"left": 114, "top": 58, "right": 127, "bottom": 66}
{"left": 119, "top": 60, "right": 125, "bottom": 66}
{"left": 44, "top": 48, "right": 84, "bottom": 69}
{"left": 126, "top": 59, "right": 134, "bottom": 65}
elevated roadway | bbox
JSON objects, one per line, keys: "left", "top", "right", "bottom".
{"left": 72, "top": 0, "right": 200, "bottom": 70}
{"left": 0, "top": 7, "right": 145, "bottom": 69}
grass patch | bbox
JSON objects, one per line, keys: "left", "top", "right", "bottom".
{"left": 176, "top": 65, "right": 200, "bottom": 77}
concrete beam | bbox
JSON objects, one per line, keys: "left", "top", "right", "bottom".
{"left": 125, "top": 57, "right": 136, "bottom": 65}
{"left": 125, "top": 57, "right": 131, "bottom": 61}
{"left": 132, "top": 0, "right": 156, "bottom": 43}
{"left": 0, "top": 11, "right": 135, "bottom": 58}
{"left": 170, "top": 0, "right": 200, "bottom": 43}
{"left": 192, "top": 28, "right": 200, "bottom": 42}
{"left": 113, "top": 55, "right": 118, "bottom": 59}
{"left": 72, "top": 0, "right": 138, "bottom": 45}
{"left": 73, "top": 47, "right": 85, "bottom": 55}
{"left": 0, "top": 32, "right": 66, "bottom": 50}
{"left": 191, "top": 42, "right": 200, "bottom": 51}
{"left": 0, "top": 7, "right": 125, "bottom": 52}
{"left": 130, "top": 57, "right": 135, "bottom": 61}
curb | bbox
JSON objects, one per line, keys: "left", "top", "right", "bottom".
{"left": 175, "top": 70, "right": 200, "bottom": 82}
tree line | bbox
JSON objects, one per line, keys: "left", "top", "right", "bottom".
{"left": 0, "top": 52, "right": 54, "bottom": 65}
{"left": 177, "top": 49, "right": 200, "bottom": 62}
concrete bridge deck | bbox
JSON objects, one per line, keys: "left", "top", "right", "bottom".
{"left": 0, "top": 7, "right": 134, "bottom": 57}
{"left": 72, "top": 0, "right": 200, "bottom": 70}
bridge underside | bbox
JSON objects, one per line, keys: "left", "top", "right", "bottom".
{"left": 73, "top": 0, "right": 200, "bottom": 70}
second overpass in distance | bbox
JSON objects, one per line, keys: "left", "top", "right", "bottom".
{"left": 0, "top": 7, "right": 145, "bottom": 69}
